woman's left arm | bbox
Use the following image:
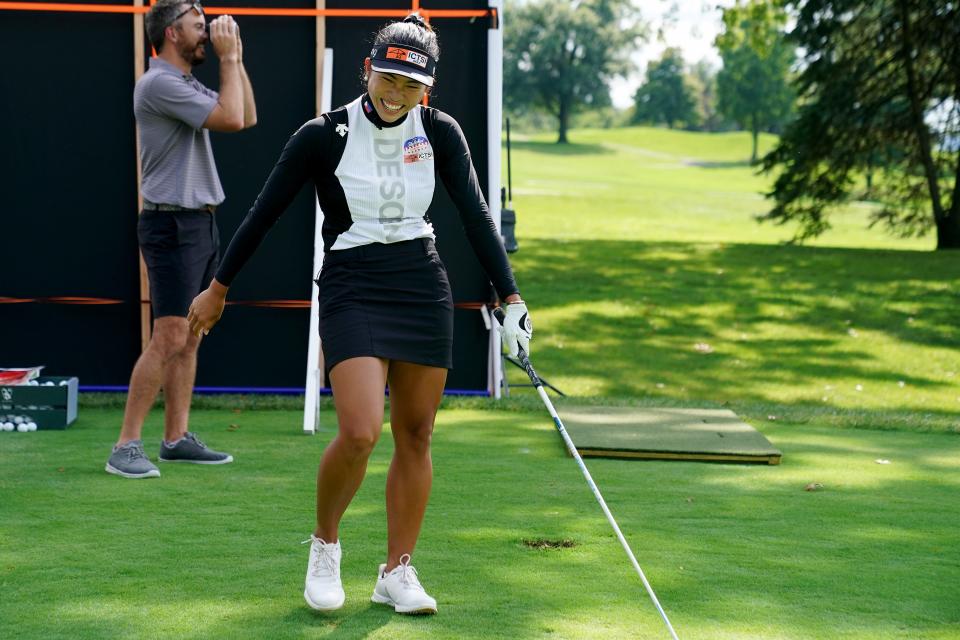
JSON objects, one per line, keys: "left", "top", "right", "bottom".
{"left": 431, "top": 111, "right": 520, "bottom": 302}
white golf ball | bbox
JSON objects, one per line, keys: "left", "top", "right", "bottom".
{"left": 16, "top": 423, "right": 29, "bottom": 432}
{"left": 1, "top": 422, "right": 13, "bottom": 432}
{"left": 13, "top": 416, "right": 24, "bottom": 424}
{"left": 42, "top": 381, "right": 55, "bottom": 386}
{"left": 26, "top": 422, "right": 37, "bottom": 432}
{"left": 27, "top": 380, "right": 39, "bottom": 386}
{"left": 58, "top": 380, "right": 69, "bottom": 386}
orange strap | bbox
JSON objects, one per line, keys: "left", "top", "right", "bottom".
{"left": 1, "top": 296, "right": 492, "bottom": 310}
{"left": 225, "top": 300, "right": 493, "bottom": 310}
{"left": 0, "top": 296, "right": 124, "bottom": 305}
{"left": 0, "top": 2, "right": 495, "bottom": 19}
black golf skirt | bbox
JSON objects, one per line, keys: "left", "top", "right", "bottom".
{"left": 317, "top": 238, "right": 454, "bottom": 375}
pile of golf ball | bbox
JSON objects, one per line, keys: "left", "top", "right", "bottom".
{"left": 1, "top": 414, "right": 38, "bottom": 432}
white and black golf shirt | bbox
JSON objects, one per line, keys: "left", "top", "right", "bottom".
{"left": 217, "top": 94, "right": 518, "bottom": 299}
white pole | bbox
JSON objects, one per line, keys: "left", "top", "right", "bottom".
{"left": 488, "top": 0, "right": 505, "bottom": 398}
{"left": 303, "top": 49, "right": 334, "bottom": 434}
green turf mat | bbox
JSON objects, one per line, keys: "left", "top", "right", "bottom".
{"left": 558, "top": 406, "right": 782, "bottom": 464}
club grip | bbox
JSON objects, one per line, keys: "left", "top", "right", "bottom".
{"left": 492, "top": 307, "right": 506, "bottom": 326}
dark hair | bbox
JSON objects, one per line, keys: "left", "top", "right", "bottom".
{"left": 365, "top": 13, "right": 440, "bottom": 84}
{"left": 145, "top": 0, "right": 189, "bottom": 52}
{"left": 374, "top": 13, "right": 440, "bottom": 60}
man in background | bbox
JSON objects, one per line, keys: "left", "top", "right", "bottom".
{"left": 106, "top": 0, "right": 257, "bottom": 478}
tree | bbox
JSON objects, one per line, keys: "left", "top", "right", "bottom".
{"left": 504, "top": 0, "right": 644, "bottom": 143}
{"left": 632, "top": 48, "right": 698, "bottom": 129}
{"left": 762, "top": 1, "right": 960, "bottom": 249}
{"left": 715, "top": 0, "right": 795, "bottom": 163}
{"left": 687, "top": 59, "right": 725, "bottom": 132}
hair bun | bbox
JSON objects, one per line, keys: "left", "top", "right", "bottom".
{"left": 402, "top": 13, "right": 428, "bottom": 29}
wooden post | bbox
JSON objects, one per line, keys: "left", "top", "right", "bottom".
{"left": 316, "top": 0, "right": 326, "bottom": 118}
{"left": 134, "top": 0, "right": 151, "bottom": 352}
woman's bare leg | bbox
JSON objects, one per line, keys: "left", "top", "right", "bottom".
{"left": 314, "top": 357, "right": 388, "bottom": 542}
{"left": 383, "top": 361, "right": 447, "bottom": 571}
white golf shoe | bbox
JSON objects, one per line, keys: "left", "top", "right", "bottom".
{"left": 303, "top": 536, "right": 345, "bottom": 611}
{"left": 371, "top": 554, "right": 438, "bottom": 615}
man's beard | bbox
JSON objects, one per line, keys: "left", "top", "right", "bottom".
{"left": 180, "top": 42, "right": 206, "bottom": 67}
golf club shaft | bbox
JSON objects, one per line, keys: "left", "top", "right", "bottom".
{"left": 527, "top": 373, "right": 680, "bottom": 640}
{"left": 495, "top": 309, "right": 679, "bottom": 639}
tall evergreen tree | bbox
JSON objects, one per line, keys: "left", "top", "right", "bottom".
{"left": 763, "top": 0, "right": 960, "bottom": 248}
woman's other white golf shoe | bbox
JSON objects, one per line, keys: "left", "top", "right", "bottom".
{"left": 371, "top": 554, "right": 438, "bottom": 614}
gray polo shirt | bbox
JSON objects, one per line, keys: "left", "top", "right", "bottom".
{"left": 134, "top": 57, "right": 225, "bottom": 209}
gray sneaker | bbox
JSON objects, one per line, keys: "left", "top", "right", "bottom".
{"left": 106, "top": 440, "right": 161, "bottom": 479}
{"left": 158, "top": 432, "right": 233, "bottom": 465}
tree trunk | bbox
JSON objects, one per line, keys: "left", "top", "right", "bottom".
{"left": 935, "top": 215, "right": 960, "bottom": 249}
{"left": 750, "top": 114, "right": 759, "bottom": 164}
{"left": 941, "top": 147, "right": 960, "bottom": 249}
{"left": 557, "top": 98, "right": 569, "bottom": 144}
{"left": 898, "top": 0, "right": 949, "bottom": 247}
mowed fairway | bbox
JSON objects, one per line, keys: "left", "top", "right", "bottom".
{"left": 2, "top": 127, "right": 959, "bottom": 639}
{"left": 1, "top": 409, "right": 958, "bottom": 639}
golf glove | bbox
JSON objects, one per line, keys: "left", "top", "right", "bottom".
{"left": 499, "top": 302, "right": 533, "bottom": 358}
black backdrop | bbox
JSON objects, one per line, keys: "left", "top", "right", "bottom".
{"left": 0, "top": 0, "right": 497, "bottom": 392}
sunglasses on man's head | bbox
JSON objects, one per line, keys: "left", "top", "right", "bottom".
{"left": 171, "top": 2, "right": 204, "bottom": 25}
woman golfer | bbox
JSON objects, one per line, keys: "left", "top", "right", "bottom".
{"left": 188, "top": 14, "right": 532, "bottom": 615}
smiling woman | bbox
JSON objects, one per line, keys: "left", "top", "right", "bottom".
{"left": 363, "top": 14, "right": 438, "bottom": 121}
{"left": 185, "top": 9, "right": 532, "bottom": 620}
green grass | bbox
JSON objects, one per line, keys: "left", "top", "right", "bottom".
{"left": 508, "top": 127, "right": 933, "bottom": 250}
{"left": 3, "top": 125, "right": 959, "bottom": 639}
{"left": 504, "top": 127, "right": 960, "bottom": 426}
{"left": 2, "top": 409, "right": 959, "bottom": 639}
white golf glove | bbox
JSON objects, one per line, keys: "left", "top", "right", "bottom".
{"left": 498, "top": 302, "right": 533, "bottom": 358}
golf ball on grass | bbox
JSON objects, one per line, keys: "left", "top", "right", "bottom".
{"left": 26, "top": 422, "right": 37, "bottom": 432}
{"left": 16, "top": 423, "right": 29, "bottom": 433}
{"left": 1, "top": 422, "right": 14, "bottom": 432}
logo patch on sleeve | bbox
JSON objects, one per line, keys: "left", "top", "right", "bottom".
{"left": 403, "top": 136, "right": 433, "bottom": 163}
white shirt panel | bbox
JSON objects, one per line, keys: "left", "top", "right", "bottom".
{"left": 332, "top": 97, "right": 436, "bottom": 249}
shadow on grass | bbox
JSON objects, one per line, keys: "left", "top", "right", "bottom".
{"left": 509, "top": 140, "right": 613, "bottom": 156}
{"left": 2, "top": 410, "right": 958, "bottom": 639}
{"left": 508, "top": 237, "right": 960, "bottom": 409}
{"left": 685, "top": 159, "right": 756, "bottom": 169}
{"left": 282, "top": 604, "right": 394, "bottom": 638}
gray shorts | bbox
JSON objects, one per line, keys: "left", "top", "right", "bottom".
{"left": 137, "top": 210, "right": 219, "bottom": 318}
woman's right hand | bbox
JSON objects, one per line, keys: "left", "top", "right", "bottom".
{"left": 188, "top": 280, "right": 229, "bottom": 337}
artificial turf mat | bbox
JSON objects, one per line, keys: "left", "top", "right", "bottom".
{"left": 558, "top": 406, "right": 782, "bottom": 464}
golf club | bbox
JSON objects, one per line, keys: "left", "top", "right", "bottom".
{"left": 493, "top": 307, "right": 681, "bottom": 640}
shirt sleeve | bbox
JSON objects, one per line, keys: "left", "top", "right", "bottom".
{"left": 215, "top": 118, "right": 329, "bottom": 286}
{"left": 143, "top": 73, "right": 219, "bottom": 130}
{"left": 430, "top": 110, "right": 520, "bottom": 300}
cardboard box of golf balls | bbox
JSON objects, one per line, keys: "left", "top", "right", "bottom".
{"left": 0, "top": 377, "right": 79, "bottom": 430}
